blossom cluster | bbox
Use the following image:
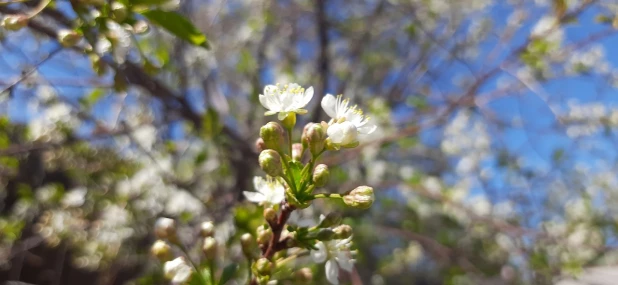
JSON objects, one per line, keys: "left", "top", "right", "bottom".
{"left": 151, "top": 83, "right": 377, "bottom": 284}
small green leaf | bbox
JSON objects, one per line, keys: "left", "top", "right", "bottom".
{"left": 218, "top": 264, "right": 238, "bottom": 285}
{"left": 80, "top": 88, "right": 105, "bottom": 108}
{"left": 141, "top": 9, "right": 210, "bottom": 49}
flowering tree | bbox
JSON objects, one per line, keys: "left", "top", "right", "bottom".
{"left": 1, "top": 0, "right": 618, "bottom": 284}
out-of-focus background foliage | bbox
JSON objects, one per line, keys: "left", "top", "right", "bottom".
{"left": 2, "top": 0, "right": 618, "bottom": 284}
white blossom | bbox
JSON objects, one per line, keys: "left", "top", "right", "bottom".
{"left": 243, "top": 176, "right": 285, "bottom": 206}
{"left": 164, "top": 257, "right": 193, "bottom": 284}
{"left": 321, "top": 94, "right": 377, "bottom": 145}
{"left": 259, "top": 83, "right": 313, "bottom": 120}
{"left": 311, "top": 236, "right": 355, "bottom": 285}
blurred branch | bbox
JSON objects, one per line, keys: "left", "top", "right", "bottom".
{"left": 380, "top": 226, "right": 483, "bottom": 274}
{"left": 309, "top": 0, "right": 330, "bottom": 123}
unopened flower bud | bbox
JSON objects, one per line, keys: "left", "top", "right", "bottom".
{"left": 343, "top": 186, "right": 374, "bottom": 209}
{"left": 260, "top": 122, "right": 285, "bottom": 151}
{"left": 281, "top": 112, "right": 296, "bottom": 129}
{"left": 333, "top": 224, "right": 353, "bottom": 239}
{"left": 259, "top": 150, "right": 283, "bottom": 177}
{"left": 263, "top": 208, "right": 277, "bottom": 224}
{"left": 255, "top": 138, "right": 266, "bottom": 153}
{"left": 305, "top": 123, "right": 326, "bottom": 156}
{"left": 254, "top": 258, "right": 273, "bottom": 276}
{"left": 295, "top": 268, "right": 313, "bottom": 283}
{"left": 317, "top": 212, "right": 342, "bottom": 228}
{"left": 57, "top": 30, "right": 81, "bottom": 47}
{"left": 312, "top": 164, "right": 330, "bottom": 187}
{"left": 202, "top": 237, "right": 217, "bottom": 259}
{"left": 151, "top": 240, "right": 172, "bottom": 261}
{"left": 301, "top": 123, "right": 312, "bottom": 149}
{"left": 241, "top": 233, "right": 260, "bottom": 259}
{"left": 111, "top": 2, "right": 128, "bottom": 22}
{"left": 256, "top": 225, "right": 272, "bottom": 245}
{"left": 200, "top": 221, "right": 214, "bottom": 237}
{"left": 292, "top": 143, "right": 303, "bottom": 161}
{"left": 154, "top": 217, "right": 177, "bottom": 240}
{"left": 315, "top": 228, "right": 336, "bottom": 241}
{"left": 2, "top": 15, "right": 28, "bottom": 31}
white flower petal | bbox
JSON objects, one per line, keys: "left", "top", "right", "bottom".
{"left": 302, "top": 86, "right": 314, "bottom": 106}
{"left": 357, "top": 121, "right": 377, "bottom": 135}
{"left": 311, "top": 241, "right": 328, "bottom": 263}
{"left": 327, "top": 122, "right": 358, "bottom": 145}
{"left": 325, "top": 259, "right": 340, "bottom": 285}
{"left": 321, "top": 94, "right": 338, "bottom": 118}
{"left": 253, "top": 177, "right": 266, "bottom": 193}
{"left": 243, "top": 191, "right": 265, "bottom": 203}
{"left": 269, "top": 188, "right": 285, "bottom": 204}
{"left": 336, "top": 251, "right": 355, "bottom": 272}
{"left": 259, "top": 95, "right": 270, "bottom": 110}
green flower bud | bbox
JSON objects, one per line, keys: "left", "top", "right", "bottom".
{"left": 292, "top": 143, "right": 304, "bottom": 161}
{"left": 2, "top": 15, "right": 28, "bottom": 31}
{"left": 151, "top": 240, "right": 172, "bottom": 262}
{"left": 254, "top": 258, "right": 273, "bottom": 276}
{"left": 260, "top": 122, "right": 285, "bottom": 151}
{"left": 202, "top": 237, "right": 217, "bottom": 259}
{"left": 256, "top": 225, "right": 272, "bottom": 245}
{"left": 305, "top": 123, "right": 326, "bottom": 156}
{"left": 333, "top": 224, "right": 353, "bottom": 239}
{"left": 315, "top": 228, "right": 336, "bottom": 241}
{"left": 317, "top": 212, "right": 341, "bottom": 228}
{"left": 259, "top": 150, "right": 283, "bottom": 177}
{"left": 255, "top": 138, "right": 266, "bottom": 153}
{"left": 154, "top": 217, "right": 176, "bottom": 240}
{"left": 281, "top": 112, "right": 296, "bottom": 129}
{"left": 241, "top": 233, "right": 260, "bottom": 259}
{"left": 57, "top": 30, "right": 81, "bottom": 47}
{"left": 200, "top": 221, "right": 215, "bottom": 237}
{"left": 295, "top": 268, "right": 313, "bottom": 283}
{"left": 343, "top": 186, "right": 374, "bottom": 209}
{"left": 263, "top": 208, "right": 277, "bottom": 224}
{"left": 312, "top": 164, "right": 330, "bottom": 187}
{"left": 111, "top": 2, "right": 128, "bottom": 22}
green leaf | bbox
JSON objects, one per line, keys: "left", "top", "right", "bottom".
{"left": 80, "top": 88, "right": 105, "bottom": 108}
{"left": 141, "top": 9, "right": 210, "bottom": 49}
{"left": 288, "top": 161, "right": 303, "bottom": 190}
{"left": 217, "top": 264, "right": 238, "bottom": 285}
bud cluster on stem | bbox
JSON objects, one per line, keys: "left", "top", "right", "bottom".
{"left": 154, "top": 83, "right": 378, "bottom": 285}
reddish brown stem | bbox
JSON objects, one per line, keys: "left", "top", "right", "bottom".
{"left": 250, "top": 202, "right": 296, "bottom": 285}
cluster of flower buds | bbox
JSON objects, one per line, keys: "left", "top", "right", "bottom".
{"left": 152, "top": 218, "right": 223, "bottom": 284}
{"left": 240, "top": 83, "right": 377, "bottom": 284}
{"left": 152, "top": 83, "right": 377, "bottom": 284}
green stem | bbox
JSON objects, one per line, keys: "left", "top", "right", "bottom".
{"left": 209, "top": 260, "right": 216, "bottom": 285}
{"left": 287, "top": 127, "right": 293, "bottom": 157}
{"left": 312, "top": 193, "right": 343, "bottom": 199}
{"left": 275, "top": 251, "right": 309, "bottom": 268}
